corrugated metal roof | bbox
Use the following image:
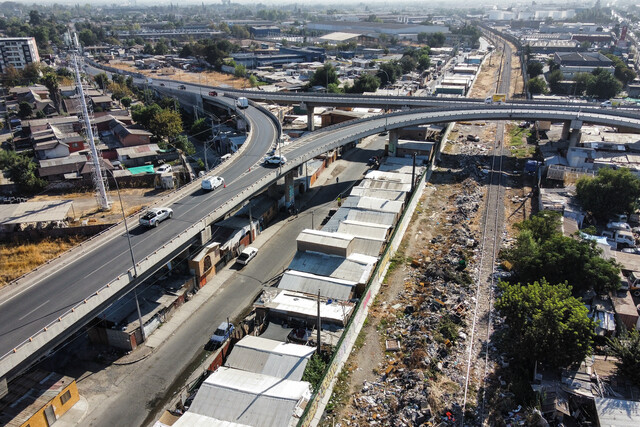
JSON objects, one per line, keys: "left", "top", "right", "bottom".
{"left": 172, "top": 412, "right": 252, "bottom": 427}
{"left": 288, "top": 251, "right": 375, "bottom": 283}
{"left": 351, "top": 237, "right": 385, "bottom": 258}
{"left": 337, "top": 221, "right": 389, "bottom": 241}
{"left": 260, "top": 289, "right": 354, "bottom": 324}
{"left": 350, "top": 187, "right": 405, "bottom": 200}
{"left": 0, "top": 200, "right": 73, "bottom": 225}
{"left": 595, "top": 397, "right": 640, "bottom": 427}
{"left": 225, "top": 336, "right": 314, "bottom": 381}
{"left": 279, "top": 270, "right": 356, "bottom": 301}
{"left": 188, "top": 367, "right": 310, "bottom": 427}
{"left": 341, "top": 196, "right": 404, "bottom": 214}
{"left": 365, "top": 170, "right": 414, "bottom": 183}
{"left": 357, "top": 178, "right": 411, "bottom": 192}
{"left": 297, "top": 229, "right": 353, "bottom": 250}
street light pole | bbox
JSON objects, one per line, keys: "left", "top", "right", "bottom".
{"left": 107, "top": 168, "right": 145, "bottom": 343}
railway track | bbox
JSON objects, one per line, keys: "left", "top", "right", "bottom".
{"left": 461, "top": 37, "right": 514, "bottom": 425}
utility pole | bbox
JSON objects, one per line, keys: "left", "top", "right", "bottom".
{"left": 411, "top": 152, "right": 417, "bottom": 191}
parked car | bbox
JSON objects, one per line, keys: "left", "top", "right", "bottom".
{"left": 159, "top": 83, "right": 165, "bottom": 86}
{"left": 209, "top": 90, "right": 218, "bottom": 96}
{"left": 237, "top": 247, "right": 258, "bottom": 266}
{"left": 156, "top": 164, "right": 172, "bottom": 174}
{"left": 606, "top": 221, "right": 631, "bottom": 231}
{"left": 209, "top": 321, "right": 234, "bottom": 348}
{"left": 139, "top": 207, "right": 173, "bottom": 227}
{"left": 264, "top": 155, "right": 287, "bottom": 166}
{"left": 202, "top": 176, "right": 224, "bottom": 191}
{"left": 467, "top": 134, "right": 480, "bottom": 142}
{"left": 178, "top": 84, "right": 186, "bottom": 90}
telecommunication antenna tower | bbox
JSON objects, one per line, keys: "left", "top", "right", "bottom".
{"left": 71, "top": 35, "right": 110, "bottom": 210}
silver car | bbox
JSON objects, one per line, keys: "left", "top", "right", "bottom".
{"left": 139, "top": 207, "right": 173, "bottom": 227}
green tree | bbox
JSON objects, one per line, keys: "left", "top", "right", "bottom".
{"left": 2, "top": 65, "right": 21, "bottom": 87}
{"left": 93, "top": 72, "right": 110, "bottom": 91}
{"left": 573, "top": 72, "right": 595, "bottom": 96}
{"left": 0, "top": 150, "right": 46, "bottom": 193}
{"left": 248, "top": 75, "right": 258, "bottom": 87}
{"left": 18, "top": 101, "right": 33, "bottom": 119}
{"left": 180, "top": 44, "right": 193, "bottom": 58}
{"left": 121, "top": 97, "right": 132, "bottom": 109}
{"left": 607, "top": 328, "right": 640, "bottom": 386}
{"left": 154, "top": 41, "right": 169, "bottom": 55}
{"left": 131, "top": 103, "right": 162, "bottom": 128}
{"left": 308, "top": 64, "right": 339, "bottom": 89}
{"left": 400, "top": 55, "right": 417, "bottom": 73}
{"left": 417, "top": 54, "right": 431, "bottom": 71}
{"left": 586, "top": 70, "right": 622, "bottom": 99}
{"left": 496, "top": 279, "right": 595, "bottom": 368}
{"left": 547, "top": 69, "right": 564, "bottom": 93}
{"left": 190, "top": 118, "right": 210, "bottom": 141}
{"left": 22, "top": 63, "right": 41, "bottom": 85}
{"left": 503, "top": 211, "right": 621, "bottom": 293}
{"left": 29, "top": 10, "right": 42, "bottom": 26}
{"left": 234, "top": 64, "right": 246, "bottom": 78}
{"left": 143, "top": 43, "right": 154, "bottom": 55}
{"left": 527, "top": 77, "right": 547, "bottom": 94}
{"left": 576, "top": 168, "right": 640, "bottom": 221}
{"left": 78, "top": 28, "right": 97, "bottom": 46}
{"left": 173, "top": 134, "right": 195, "bottom": 156}
{"left": 149, "top": 108, "right": 183, "bottom": 143}
{"left": 347, "top": 73, "right": 380, "bottom": 94}
{"left": 377, "top": 61, "right": 403, "bottom": 85}
{"left": 527, "top": 61, "right": 543, "bottom": 78}
{"left": 40, "top": 72, "right": 60, "bottom": 110}
{"left": 426, "top": 32, "right": 446, "bottom": 48}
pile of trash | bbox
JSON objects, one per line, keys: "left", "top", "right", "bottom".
{"left": 341, "top": 177, "right": 490, "bottom": 425}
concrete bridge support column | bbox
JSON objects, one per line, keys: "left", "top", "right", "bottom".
{"left": 388, "top": 129, "right": 399, "bottom": 157}
{"left": 307, "top": 106, "right": 315, "bottom": 131}
{"left": 561, "top": 121, "right": 571, "bottom": 140}
{"left": 284, "top": 171, "right": 295, "bottom": 207}
{"left": 568, "top": 119, "right": 583, "bottom": 147}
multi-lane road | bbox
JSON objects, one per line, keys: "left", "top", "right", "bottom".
{"left": 4, "top": 73, "right": 640, "bottom": 381}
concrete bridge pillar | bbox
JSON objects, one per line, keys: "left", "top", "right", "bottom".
{"left": 561, "top": 121, "right": 571, "bottom": 140}
{"left": 560, "top": 119, "right": 583, "bottom": 146}
{"left": 284, "top": 171, "right": 295, "bottom": 207}
{"left": 307, "top": 106, "right": 315, "bottom": 131}
{"left": 388, "top": 129, "right": 399, "bottom": 157}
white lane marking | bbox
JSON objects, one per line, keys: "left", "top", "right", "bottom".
{"left": 18, "top": 300, "right": 50, "bottom": 321}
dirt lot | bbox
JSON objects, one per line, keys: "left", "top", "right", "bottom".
{"left": 108, "top": 61, "right": 250, "bottom": 89}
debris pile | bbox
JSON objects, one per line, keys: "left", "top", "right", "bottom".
{"left": 341, "top": 177, "right": 491, "bottom": 425}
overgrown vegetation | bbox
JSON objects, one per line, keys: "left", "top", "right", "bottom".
{"left": 0, "top": 149, "right": 46, "bottom": 194}
{"left": 0, "top": 237, "right": 85, "bottom": 287}
{"left": 576, "top": 168, "right": 640, "bottom": 222}
{"left": 607, "top": 328, "right": 640, "bottom": 386}
{"left": 302, "top": 353, "right": 330, "bottom": 391}
{"left": 502, "top": 211, "right": 620, "bottom": 294}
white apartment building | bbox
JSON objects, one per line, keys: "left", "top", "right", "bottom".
{"left": 0, "top": 37, "right": 40, "bottom": 73}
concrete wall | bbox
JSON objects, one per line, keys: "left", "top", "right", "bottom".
{"left": 23, "top": 380, "right": 79, "bottom": 427}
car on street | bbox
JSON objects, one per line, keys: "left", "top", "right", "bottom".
{"left": 264, "top": 155, "right": 286, "bottom": 166}
{"left": 156, "top": 164, "right": 172, "bottom": 174}
{"left": 209, "top": 321, "right": 234, "bottom": 348}
{"left": 159, "top": 83, "right": 165, "bottom": 86}
{"left": 139, "top": 207, "right": 173, "bottom": 227}
{"left": 178, "top": 84, "right": 186, "bottom": 90}
{"left": 202, "top": 176, "right": 224, "bottom": 191}
{"left": 237, "top": 247, "right": 258, "bottom": 266}
{"left": 209, "top": 91, "right": 218, "bottom": 96}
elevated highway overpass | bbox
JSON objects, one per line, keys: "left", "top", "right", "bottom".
{"left": 3, "top": 88, "right": 640, "bottom": 385}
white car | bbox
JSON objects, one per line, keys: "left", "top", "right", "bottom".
{"left": 607, "top": 221, "right": 631, "bottom": 231}
{"left": 237, "top": 247, "right": 258, "bottom": 265}
{"left": 264, "top": 155, "right": 287, "bottom": 166}
{"left": 156, "top": 164, "right": 172, "bottom": 174}
{"left": 202, "top": 176, "right": 224, "bottom": 191}
{"left": 139, "top": 207, "right": 173, "bottom": 227}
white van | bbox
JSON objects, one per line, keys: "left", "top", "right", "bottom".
{"left": 220, "top": 154, "right": 232, "bottom": 162}
{"left": 615, "top": 230, "right": 635, "bottom": 248}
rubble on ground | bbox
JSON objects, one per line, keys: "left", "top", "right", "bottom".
{"left": 339, "top": 177, "right": 492, "bottom": 425}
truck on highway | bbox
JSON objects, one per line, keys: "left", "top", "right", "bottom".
{"left": 236, "top": 97, "right": 249, "bottom": 109}
{"left": 600, "top": 98, "right": 624, "bottom": 108}
{"left": 485, "top": 93, "right": 507, "bottom": 104}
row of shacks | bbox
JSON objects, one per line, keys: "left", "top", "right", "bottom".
{"left": 162, "top": 153, "right": 429, "bottom": 427}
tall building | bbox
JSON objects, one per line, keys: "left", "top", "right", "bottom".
{"left": 0, "top": 37, "right": 40, "bottom": 73}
